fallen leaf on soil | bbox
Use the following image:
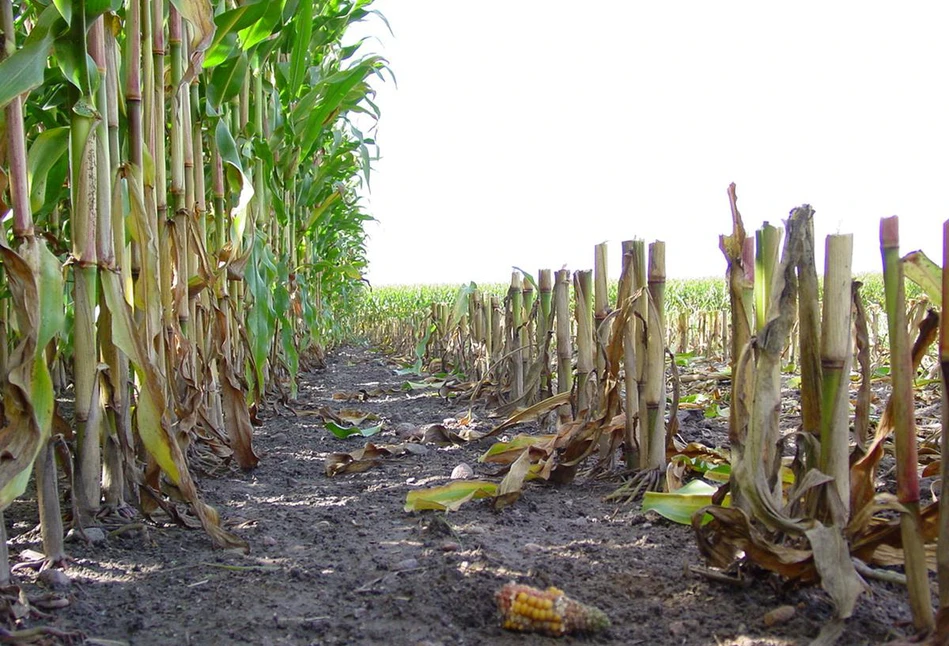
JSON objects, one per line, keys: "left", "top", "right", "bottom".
{"left": 325, "top": 421, "right": 384, "bottom": 439}
{"left": 494, "top": 449, "right": 532, "bottom": 510}
{"left": 332, "top": 389, "right": 369, "bottom": 402}
{"left": 643, "top": 479, "right": 728, "bottom": 526}
{"left": 421, "top": 423, "right": 483, "bottom": 445}
{"left": 479, "top": 434, "right": 556, "bottom": 465}
{"left": 404, "top": 480, "right": 497, "bottom": 512}
{"left": 338, "top": 409, "right": 380, "bottom": 426}
{"left": 325, "top": 443, "right": 397, "bottom": 476}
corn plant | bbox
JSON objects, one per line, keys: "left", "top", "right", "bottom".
{"left": 0, "top": 0, "right": 388, "bottom": 568}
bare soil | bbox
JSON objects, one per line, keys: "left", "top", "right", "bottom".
{"left": 6, "top": 346, "right": 922, "bottom": 645}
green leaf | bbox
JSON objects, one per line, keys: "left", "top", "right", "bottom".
{"left": 287, "top": 0, "right": 313, "bottom": 99}
{"left": 703, "top": 403, "right": 724, "bottom": 419}
{"left": 642, "top": 479, "right": 727, "bottom": 526}
{"left": 204, "top": 0, "right": 269, "bottom": 68}
{"left": 238, "top": 0, "right": 285, "bottom": 51}
{"left": 245, "top": 240, "right": 276, "bottom": 396}
{"left": 902, "top": 249, "right": 942, "bottom": 308}
{"left": 0, "top": 6, "right": 65, "bottom": 111}
{"left": 84, "top": 0, "right": 121, "bottom": 21}
{"left": 52, "top": 0, "right": 72, "bottom": 26}
{"left": 404, "top": 480, "right": 498, "bottom": 513}
{"left": 206, "top": 52, "right": 248, "bottom": 111}
{"left": 214, "top": 120, "right": 254, "bottom": 250}
{"left": 446, "top": 282, "right": 475, "bottom": 331}
{"left": 54, "top": 34, "right": 99, "bottom": 96}
{"left": 325, "top": 421, "right": 383, "bottom": 439}
{"left": 295, "top": 57, "right": 384, "bottom": 157}
{"left": 27, "top": 127, "right": 70, "bottom": 214}
{"left": 35, "top": 239, "right": 65, "bottom": 350}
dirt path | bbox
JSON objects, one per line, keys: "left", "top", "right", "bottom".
{"left": 15, "top": 347, "right": 915, "bottom": 644}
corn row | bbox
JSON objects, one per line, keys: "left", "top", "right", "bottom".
{"left": 495, "top": 583, "right": 610, "bottom": 636}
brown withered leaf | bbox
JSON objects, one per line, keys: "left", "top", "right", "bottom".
{"left": 325, "top": 442, "right": 402, "bottom": 477}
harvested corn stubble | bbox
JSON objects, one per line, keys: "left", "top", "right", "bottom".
{"left": 495, "top": 583, "right": 610, "bottom": 636}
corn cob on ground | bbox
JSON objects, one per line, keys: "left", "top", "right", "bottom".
{"left": 495, "top": 583, "right": 610, "bottom": 636}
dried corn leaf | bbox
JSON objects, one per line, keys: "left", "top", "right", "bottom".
{"left": 902, "top": 249, "right": 942, "bottom": 307}
{"left": 479, "top": 434, "right": 556, "bottom": 465}
{"left": 404, "top": 480, "right": 497, "bottom": 512}
{"left": 101, "top": 269, "right": 246, "bottom": 551}
{"left": 494, "top": 449, "right": 532, "bottom": 510}
{"left": 488, "top": 392, "right": 571, "bottom": 437}
{"left": 0, "top": 238, "right": 63, "bottom": 508}
{"left": 325, "top": 442, "right": 397, "bottom": 477}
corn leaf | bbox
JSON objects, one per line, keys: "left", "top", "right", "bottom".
{"left": 170, "top": 0, "right": 215, "bottom": 51}
{"left": 479, "top": 434, "right": 556, "bottom": 464}
{"left": 325, "top": 421, "right": 383, "bottom": 439}
{"left": 325, "top": 442, "right": 396, "bottom": 477}
{"left": 0, "top": 238, "right": 64, "bottom": 509}
{"left": 206, "top": 52, "right": 249, "bottom": 111}
{"left": 27, "top": 127, "right": 70, "bottom": 214}
{"left": 203, "top": 0, "right": 269, "bottom": 68}
{"left": 404, "top": 480, "right": 498, "bottom": 513}
{"left": 643, "top": 479, "right": 726, "bottom": 526}
{"left": 214, "top": 120, "right": 254, "bottom": 253}
{"left": 0, "top": 6, "right": 65, "bottom": 111}
{"left": 287, "top": 0, "right": 313, "bottom": 99}
{"left": 902, "top": 249, "right": 942, "bottom": 307}
{"left": 101, "top": 270, "right": 247, "bottom": 550}
{"left": 494, "top": 449, "right": 532, "bottom": 510}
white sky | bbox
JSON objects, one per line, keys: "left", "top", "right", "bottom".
{"left": 349, "top": 2, "right": 947, "bottom": 286}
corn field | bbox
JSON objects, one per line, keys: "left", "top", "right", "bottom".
{"left": 0, "top": 0, "right": 387, "bottom": 574}
{"left": 0, "top": 0, "right": 948, "bottom": 641}
{"left": 354, "top": 190, "right": 948, "bottom": 643}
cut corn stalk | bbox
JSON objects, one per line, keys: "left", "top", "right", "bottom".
{"left": 594, "top": 243, "right": 610, "bottom": 409}
{"left": 939, "top": 219, "right": 949, "bottom": 627}
{"left": 643, "top": 241, "right": 667, "bottom": 472}
{"left": 619, "top": 240, "right": 641, "bottom": 468}
{"left": 818, "top": 233, "right": 853, "bottom": 519}
{"left": 881, "top": 216, "right": 934, "bottom": 632}
{"left": 574, "top": 270, "right": 594, "bottom": 415}
{"left": 554, "top": 269, "right": 572, "bottom": 420}
{"left": 754, "top": 221, "right": 782, "bottom": 334}
{"left": 495, "top": 583, "right": 610, "bottom": 636}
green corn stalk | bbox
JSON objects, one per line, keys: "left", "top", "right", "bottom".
{"left": 880, "top": 215, "right": 933, "bottom": 632}
{"left": 643, "top": 241, "right": 666, "bottom": 472}
{"left": 818, "top": 233, "right": 853, "bottom": 520}
{"left": 755, "top": 221, "right": 782, "bottom": 334}
{"left": 0, "top": 0, "right": 66, "bottom": 570}
{"left": 795, "top": 206, "right": 822, "bottom": 442}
